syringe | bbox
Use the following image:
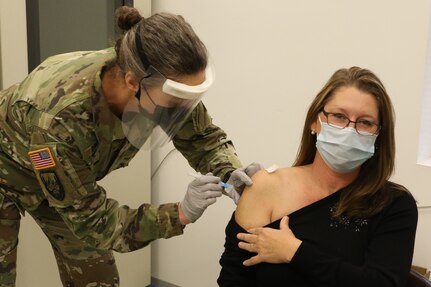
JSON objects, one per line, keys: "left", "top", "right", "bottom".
{"left": 188, "top": 172, "right": 232, "bottom": 195}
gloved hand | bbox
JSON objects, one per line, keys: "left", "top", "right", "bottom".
{"left": 225, "top": 162, "right": 263, "bottom": 204}
{"left": 179, "top": 173, "right": 223, "bottom": 223}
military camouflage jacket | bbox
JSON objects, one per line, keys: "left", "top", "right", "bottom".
{"left": 0, "top": 48, "right": 242, "bottom": 252}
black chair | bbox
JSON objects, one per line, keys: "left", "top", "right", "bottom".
{"left": 407, "top": 269, "right": 431, "bottom": 287}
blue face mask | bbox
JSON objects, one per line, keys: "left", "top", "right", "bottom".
{"left": 316, "top": 117, "right": 377, "bottom": 173}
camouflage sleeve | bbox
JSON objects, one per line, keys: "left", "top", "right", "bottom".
{"left": 172, "top": 102, "right": 243, "bottom": 182}
{"left": 29, "top": 100, "right": 184, "bottom": 252}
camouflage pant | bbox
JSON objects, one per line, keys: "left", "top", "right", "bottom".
{"left": 0, "top": 195, "right": 120, "bottom": 287}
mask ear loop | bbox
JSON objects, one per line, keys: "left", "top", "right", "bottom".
{"left": 134, "top": 79, "right": 158, "bottom": 118}
{"left": 134, "top": 80, "right": 143, "bottom": 100}
{"left": 313, "top": 114, "right": 324, "bottom": 135}
{"left": 318, "top": 114, "right": 324, "bottom": 124}
{"left": 141, "top": 83, "right": 157, "bottom": 107}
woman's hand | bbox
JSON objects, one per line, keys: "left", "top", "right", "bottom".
{"left": 236, "top": 216, "right": 302, "bottom": 266}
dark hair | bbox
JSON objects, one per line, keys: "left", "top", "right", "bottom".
{"left": 294, "top": 67, "right": 405, "bottom": 218}
{"left": 114, "top": 6, "right": 208, "bottom": 79}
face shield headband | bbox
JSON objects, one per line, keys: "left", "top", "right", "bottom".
{"left": 121, "top": 29, "right": 214, "bottom": 150}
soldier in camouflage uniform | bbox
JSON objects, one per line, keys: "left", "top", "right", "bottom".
{"left": 0, "top": 7, "right": 260, "bottom": 287}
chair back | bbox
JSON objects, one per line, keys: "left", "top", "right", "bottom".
{"left": 408, "top": 269, "right": 431, "bottom": 287}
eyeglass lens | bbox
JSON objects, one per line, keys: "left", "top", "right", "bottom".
{"left": 325, "top": 113, "right": 379, "bottom": 135}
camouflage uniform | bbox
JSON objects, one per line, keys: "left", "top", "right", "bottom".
{"left": 0, "top": 48, "right": 242, "bottom": 286}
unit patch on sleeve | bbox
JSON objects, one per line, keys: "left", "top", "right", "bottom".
{"left": 40, "top": 172, "right": 65, "bottom": 201}
{"left": 28, "top": 147, "right": 56, "bottom": 170}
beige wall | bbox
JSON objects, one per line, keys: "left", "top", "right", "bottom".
{"left": 0, "top": 1, "right": 152, "bottom": 286}
{"left": 3, "top": 1, "right": 431, "bottom": 287}
{"left": 0, "top": 0, "right": 28, "bottom": 89}
{"left": 150, "top": 1, "right": 431, "bottom": 286}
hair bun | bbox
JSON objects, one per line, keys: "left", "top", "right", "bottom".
{"left": 116, "top": 6, "right": 143, "bottom": 31}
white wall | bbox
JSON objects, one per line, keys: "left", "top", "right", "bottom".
{"left": 0, "top": 0, "right": 28, "bottom": 88}
{"left": 150, "top": 1, "right": 431, "bottom": 286}
{"left": 2, "top": 1, "right": 430, "bottom": 286}
{"left": 0, "top": 1, "right": 152, "bottom": 286}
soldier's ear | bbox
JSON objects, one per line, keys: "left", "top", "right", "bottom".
{"left": 124, "top": 72, "right": 139, "bottom": 92}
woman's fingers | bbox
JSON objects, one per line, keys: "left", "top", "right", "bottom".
{"left": 242, "top": 255, "right": 262, "bottom": 266}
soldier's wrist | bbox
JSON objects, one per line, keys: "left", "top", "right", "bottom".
{"left": 177, "top": 202, "right": 190, "bottom": 227}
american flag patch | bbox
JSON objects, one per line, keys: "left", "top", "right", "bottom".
{"left": 28, "top": 147, "right": 56, "bottom": 170}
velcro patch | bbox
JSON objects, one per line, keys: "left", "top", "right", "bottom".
{"left": 40, "top": 172, "right": 65, "bottom": 201}
{"left": 28, "top": 147, "right": 56, "bottom": 170}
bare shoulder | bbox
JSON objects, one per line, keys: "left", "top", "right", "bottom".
{"left": 235, "top": 167, "right": 287, "bottom": 230}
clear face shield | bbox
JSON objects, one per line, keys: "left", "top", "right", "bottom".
{"left": 121, "top": 63, "right": 214, "bottom": 149}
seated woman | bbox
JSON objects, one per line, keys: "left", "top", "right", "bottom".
{"left": 217, "top": 67, "right": 418, "bottom": 287}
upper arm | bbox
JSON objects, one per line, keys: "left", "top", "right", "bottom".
{"left": 29, "top": 135, "right": 99, "bottom": 209}
{"left": 29, "top": 100, "right": 99, "bottom": 208}
{"left": 235, "top": 169, "right": 276, "bottom": 230}
{"left": 173, "top": 102, "right": 242, "bottom": 179}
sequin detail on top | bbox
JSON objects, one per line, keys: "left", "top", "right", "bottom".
{"left": 329, "top": 203, "right": 368, "bottom": 232}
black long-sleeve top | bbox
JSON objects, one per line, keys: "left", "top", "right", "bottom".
{"left": 218, "top": 182, "right": 418, "bottom": 287}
